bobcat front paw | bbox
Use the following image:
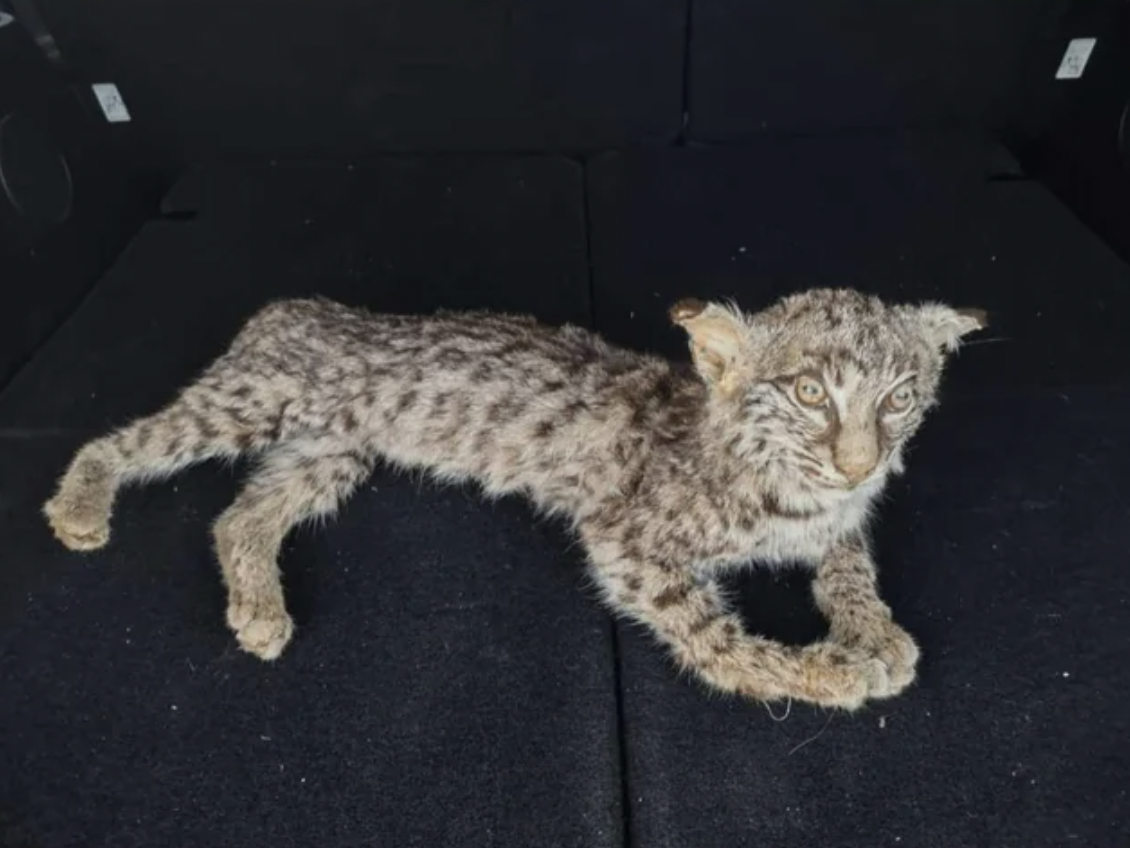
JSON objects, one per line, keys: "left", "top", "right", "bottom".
{"left": 43, "top": 494, "right": 111, "bottom": 551}
{"left": 227, "top": 596, "right": 294, "bottom": 661}
{"left": 834, "top": 620, "right": 920, "bottom": 698}
{"left": 798, "top": 641, "right": 891, "bottom": 710}
{"left": 866, "top": 623, "right": 919, "bottom": 696}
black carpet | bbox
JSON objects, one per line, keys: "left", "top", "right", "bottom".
{"left": 3, "top": 136, "right": 1129, "bottom": 847}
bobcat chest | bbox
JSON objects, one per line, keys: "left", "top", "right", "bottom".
{"left": 768, "top": 485, "right": 877, "bottom": 563}
{"left": 713, "top": 485, "right": 879, "bottom": 569}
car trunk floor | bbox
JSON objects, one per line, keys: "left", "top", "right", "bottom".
{"left": 2, "top": 136, "right": 1129, "bottom": 847}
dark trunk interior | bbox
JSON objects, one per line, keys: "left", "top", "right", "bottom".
{"left": 2, "top": 2, "right": 1128, "bottom": 846}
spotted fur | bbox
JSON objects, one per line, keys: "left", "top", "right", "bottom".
{"left": 44, "top": 289, "right": 983, "bottom": 708}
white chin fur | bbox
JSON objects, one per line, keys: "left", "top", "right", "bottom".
{"left": 888, "top": 450, "right": 906, "bottom": 476}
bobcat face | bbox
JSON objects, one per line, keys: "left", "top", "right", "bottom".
{"left": 670, "top": 288, "right": 986, "bottom": 492}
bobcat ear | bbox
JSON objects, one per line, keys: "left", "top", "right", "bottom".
{"left": 917, "top": 304, "right": 987, "bottom": 352}
{"left": 669, "top": 298, "right": 750, "bottom": 394}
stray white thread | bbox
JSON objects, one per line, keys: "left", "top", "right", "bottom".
{"left": 764, "top": 698, "right": 793, "bottom": 722}
{"left": 788, "top": 711, "right": 836, "bottom": 756}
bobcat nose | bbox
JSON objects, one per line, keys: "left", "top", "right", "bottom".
{"left": 833, "top": 434, "right": 879, "bottom": 486}
{"left": 835, "top": 458, "right": 877, "bottom": 487}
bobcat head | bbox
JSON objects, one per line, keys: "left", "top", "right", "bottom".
{"left": 671, "top": 288, "right": 985, "bottom": 494}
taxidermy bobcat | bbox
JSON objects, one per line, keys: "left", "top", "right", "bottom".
{"left": 44, "top": 289, "right": 984, "bottom": 710}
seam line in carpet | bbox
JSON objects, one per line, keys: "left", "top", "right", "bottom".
{"left": 580, "top": 156, "right": 634, "bottom": 848}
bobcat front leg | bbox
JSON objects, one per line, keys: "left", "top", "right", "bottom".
{"left": 584, "top": 528, "right": 891, "bottom": 710}
{"left": 812, "top": 532, "right": 920, "bottom": 697}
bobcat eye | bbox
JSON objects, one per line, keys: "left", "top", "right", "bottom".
{"left": 795, "top": 375, "right": 827, "bottom": 407}
{"left": 885, "top": 384, "right": 916, "bottom": 412}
